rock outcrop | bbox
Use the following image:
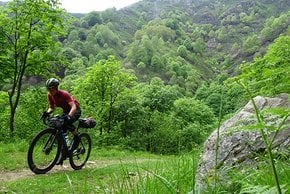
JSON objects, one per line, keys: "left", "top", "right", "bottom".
{"left": 195, "top": 93, "right": 290, "bottom": 192}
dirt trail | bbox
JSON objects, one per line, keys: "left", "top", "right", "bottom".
{"left": 0, "top": 158, "right": 156, "bottom": 182}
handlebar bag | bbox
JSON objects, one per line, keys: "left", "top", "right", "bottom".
{"left": 48, "top": 117, "right": 64, "bottom": 129}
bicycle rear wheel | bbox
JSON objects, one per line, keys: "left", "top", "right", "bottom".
{"left": 69, "top": 133, "right": 91, "bottom": 170}
{"left": 27, "top": 128, "right": 61, "bottom": 174}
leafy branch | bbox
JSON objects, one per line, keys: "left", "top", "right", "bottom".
{"left": 236, "top": 80, "right": 289, "bottom": 194}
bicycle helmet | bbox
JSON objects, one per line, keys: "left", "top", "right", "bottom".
{"left": 46, "top": 78, "right": 59, "bottom": 89}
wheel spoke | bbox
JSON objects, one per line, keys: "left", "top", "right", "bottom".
{"left": 27, "top": 128, "right": 60, "bottom": 174}
{"left": 69, "top": 133, "right": 91, "bottom": 170}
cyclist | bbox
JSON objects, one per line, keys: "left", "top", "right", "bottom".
{"left": 42, "top": 78, "right": 81, "bottom": 164}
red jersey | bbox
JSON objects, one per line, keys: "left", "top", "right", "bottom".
{"left": 48, "top": 90, "right": 80, "bottom": 114}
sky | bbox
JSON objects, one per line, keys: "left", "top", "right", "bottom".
{"left": 59, "top": 0, "right": 141, "bottom": 13}
{"left": 1, "top": 0, "right": 141, "bottom": 13}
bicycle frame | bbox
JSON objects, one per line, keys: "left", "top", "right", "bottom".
{"left": 28, "top": 114, "right": 93, "bottom": 174}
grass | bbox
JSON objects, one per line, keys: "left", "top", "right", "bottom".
{"left": 1, "top": 159, "right": 196, "bottom": 193}
{"left": 237, "top": 159, "right": 290, "bottom": 193}
{"left": 0, "top": 141, "right": 199, "bottom": 193}
{"left": 0, "top": 140, "right": 29, "bottom": 171}
{"left": 1, "top": 141, "right": 289, "bottom": 193}
{"left": 204, "top": 156, "right": 290, "bottom": 193}
{"left": 0, "top": 140, "right": 161, "bottom": 171}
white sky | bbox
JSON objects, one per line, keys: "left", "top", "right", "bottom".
{"left": 1, "top": 0, "right": 141, "bottom": 13}
{"left": 59, "top": 0, "right": 141, "bottom": 13}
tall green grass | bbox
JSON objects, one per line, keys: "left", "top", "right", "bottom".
{"left": 227, "top": 158, "right": 290, "bottom": 193}
{"left": 1, "top": 140, "right": 289, "bottom": 193}
{"left": 0, "top": 145, "right": 200, "bottom": 193}
{"left": 238, "top": 82, "right": 289, "bottom": 194}
{"left": 0, "top": 140, "right": 28, "bottom": 171}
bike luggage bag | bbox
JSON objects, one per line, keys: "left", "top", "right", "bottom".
{"left": 79, "top": 118, "right": 96, "bottom": 128}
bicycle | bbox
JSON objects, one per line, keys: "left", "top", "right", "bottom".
{"left": 27, "top": 114, "right": 96, "bottom": 174}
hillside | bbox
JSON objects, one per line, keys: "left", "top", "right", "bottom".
{"left": 59, "top": 0, "right": 290, "bottom": 78}
{"left": 2, "top": 0, "right": 287, "bottom": 85}
{"left": 61, "top": 0, "right": 289, "bottom": 85}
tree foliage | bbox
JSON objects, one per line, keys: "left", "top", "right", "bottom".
{"left": 140, "top": 77, "right": 182, "bottom": 112}
{"left": 0, "top": 0, "right": 69, "bottom": 135}
{"left": 74, "top": 56, "right": 137, "bottom": 134}
{"left": 232, "top": 35, "right": 290, "bottom": 96}
{"left": 195, "top": 82, "right": 245, "bottom": 116}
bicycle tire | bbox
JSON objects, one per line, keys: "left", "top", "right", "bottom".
{"left": 27, "top": 128, "right": 61, "bottom": 174}
{"left": 69, "top": 133, "right": 91, "bottom": 170}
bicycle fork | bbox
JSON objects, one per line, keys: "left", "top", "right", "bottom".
{"left": 42, "top": 133, "right": 57, "bottom": 155}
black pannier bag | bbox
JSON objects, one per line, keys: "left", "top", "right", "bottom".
{"left": 48, "top": 117, "right": 64, "bottom": 129}
{"left": 78, "top": 118, "right": 96, "bottom": 128}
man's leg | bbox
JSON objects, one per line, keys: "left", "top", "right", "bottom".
{"left": 70, "top": 128, "right": 80, "bottom": 152}
{"left": 56, "top": 129, "right": 69, "bottom": 165}
{"left": 68, "top": 107, "right": 81, "bottom": 152}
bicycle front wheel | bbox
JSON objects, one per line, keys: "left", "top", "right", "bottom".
{"left": 69, "top": 133, "right": 91, "bottom": 170}
{"left": 27, "top": 128, "right": 61, "bottom": 174}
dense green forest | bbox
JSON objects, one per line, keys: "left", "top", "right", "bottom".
{"left": 0, "top": 0, "right": 289, "bottom": 155}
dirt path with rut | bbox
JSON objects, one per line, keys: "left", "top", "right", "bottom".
{"left": 0, "top": 158, "right": 156, "bottom": 182}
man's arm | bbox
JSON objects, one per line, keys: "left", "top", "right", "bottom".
{"left": 68, "top": 101, "right": 77, "bottom": 117}
{"left": 47, "top": 104, "right": 55, "bottom": 114}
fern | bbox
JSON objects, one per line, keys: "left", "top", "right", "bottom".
{"left": 240, "top": 184, "right": 288, "bottom": 194}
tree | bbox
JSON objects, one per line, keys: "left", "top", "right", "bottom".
{"left": 177, "top": 45, "right": 187, "bottom": 58}
{"left": 0, "top": 91, "right": 9, "bottom": 140}
{"left": 195, "top": 82, "right": 245, "bottom": 116}
{"left": 112, "top": 88, "right": 148, "bottom": 141}
{"left": 0, "top": 0, "right": 69, "bottom": 136}
{"left": 172, "top": 97, "right": 217, "bottom": 145}
{"left": 261, "top": 11, "right": 290, "bottom": 43}
{"left": 140, "top": 77, "right": 182, "bottom": 113}
{"left": 193, "top": 37, "right": 206, "bottom": 54}
{"left": 74, "top": 56, "right": 137, "bottom": 135}
{"left": 82, "top": 11, "right": 103, "bottom": 27}
{"left": 127, "top": 36, "right": 153, "bottom": 65}
{"left": 95, "top": 25, "right": 120, "bottom": 47}
{"left": 183, "top": 38, "right": 193, "bottom": 51}
{"left": 233, "top": 35, "right": 290, "bottom": 96}
{"left": 61, "top": 47, "right": 79, "bottom": 62}
{"left": 151, "top": 55, "right": 162, "bottom": 71}
{"left": 242, "top": 34, "right": 260, "bottom": 55}
{"left": 67, "top": 29, "right": 80, "bottom": 43}
{"left": 173, "top": 97, "right": 216, "bottom": 128}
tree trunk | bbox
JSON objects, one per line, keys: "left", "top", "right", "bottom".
{"left": 9, "top": 104, "right": 15, "bottom": 137}
{"left": 107, "top": 102, "right": 113, "bottom": 134}
{"left": 8, "top": 50, "right": 27, "bottom": 137}
{"left": 8, "top": 76, "right": 24, "bottom": 137}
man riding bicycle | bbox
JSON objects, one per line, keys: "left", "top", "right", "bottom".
{"left": 42, "top": 78, "right": 81, "bottom": 165}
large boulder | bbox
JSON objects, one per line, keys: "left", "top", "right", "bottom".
{"left": 195, "top": 93, "right": 290, "bottom": 192}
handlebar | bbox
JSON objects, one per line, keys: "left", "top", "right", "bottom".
{"left": 41, "top": 114, "right": 65, "bottom": 129}
{"left": 40, "top": 113, "right": 96, "bottom": 129}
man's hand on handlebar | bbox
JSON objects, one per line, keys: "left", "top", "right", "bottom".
{"left": 63, "top": 114, "right": 71, "bottom": 122}
{"left": 41, "top": 111, "right": 51, "bottom": 120}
